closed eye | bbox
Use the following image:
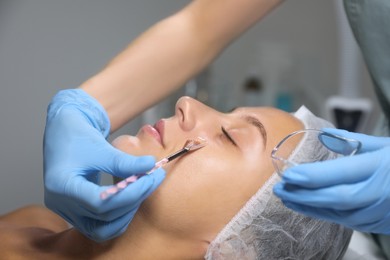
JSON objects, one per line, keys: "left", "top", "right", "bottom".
{"left": 221, "top": 126, "right": 238, "bottom": 147}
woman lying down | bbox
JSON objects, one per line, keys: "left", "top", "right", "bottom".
{"left": 0, "top": 96, "right": 351, "bottom": 259}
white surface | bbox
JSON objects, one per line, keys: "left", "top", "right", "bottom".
{"left": 343, "top": 231, "right": 387, "bottom": 260}
{"left": 325, "top": 96, "right": 373, "bottom": 133}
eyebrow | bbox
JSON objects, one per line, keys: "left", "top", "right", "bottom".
{"left": 229, "top": 108, "right": 268, "bottom": 147}
{"left": 242, "top": 115, "right": 267, "bottom": 148}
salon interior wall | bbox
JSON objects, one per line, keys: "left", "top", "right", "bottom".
{"left": 0, "top": 0, "right": 380, "bottom": 214}
{"left": 206, "top": 1, "right": 379, "bottom": 122}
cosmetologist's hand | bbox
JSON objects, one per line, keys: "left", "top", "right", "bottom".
{"left": 43, "top": 89, "right": 165, "bottom": 242}
{"left": 273, "top": 128, "right": 390, "bottom": 234}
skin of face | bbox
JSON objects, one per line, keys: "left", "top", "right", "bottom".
{"left": 111, "top": 96, "right": 303, "bottom": 243}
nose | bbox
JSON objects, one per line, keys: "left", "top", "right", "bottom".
{"left": 175, "top": 96, "right": 215, "bottom": 132}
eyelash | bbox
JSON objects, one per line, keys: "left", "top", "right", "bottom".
{"left": 221, "top": 126, "right": 238, "bottom": 147}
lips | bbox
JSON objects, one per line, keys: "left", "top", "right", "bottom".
{"left": 154, "top": 120, "right": 165, "bottom": 141}
{"left": 140, "top": 119, "right": 165, "bottom": 146}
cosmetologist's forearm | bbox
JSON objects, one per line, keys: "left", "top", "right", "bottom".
{"left": 81, "top": 0, "right": 283, "bottom": 132}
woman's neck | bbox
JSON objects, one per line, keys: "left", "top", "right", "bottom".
{"left": 44, "top": 213, "right": 209, "bottom": 259}
{"left": 104, "top": 212, "right": 209, "bottom": 259}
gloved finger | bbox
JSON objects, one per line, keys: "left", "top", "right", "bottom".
{"left": 55, "top": 206, "right": 98, "bottom": 237}
{"left": 281, "top": 151, "right": 382, "bottom": 188}
{"left": 56, "top": 208, "right": 78, "bottom": 229}
{"left": 69, "top": 201, "right": 139, "bottom": 241}
{"left": 283, "top": 201, "right": 390, "bottom": 234}
{"left": 353, "top": 215, "right": 390, "bottom": 234}
{"left": 94, "top": 212, "right": 134, "bottom": 242}
{"left": 96, "top": 168, "right": 165, "bottom": 215}
{"left": 65, "top": 177, "right": 149, "bottom": 223}
{"left": 322, "top": 128, "right": 390, "bottom": 153}
{"left": 97, "top": 145, "right": 156, "bottom": 178}
{"left": 71, "top": 169, "right": 165, "bottom": 219}
{"left": 54, "top": 204, "right": 130, "bottom": 242}
{"left": 273, "top": 181, "right": 374, "bottom": 210}
{"left": 84, "top": 177, "right": 170, "bottom": 242}
{"left": 281, "top": 200, "right": 350, "bottom": 224}
{"left": 82, "top": 210, "right": 137, "bottom": 242}
{"left": 281, "top": 200, "right": 386, "bottom": 233}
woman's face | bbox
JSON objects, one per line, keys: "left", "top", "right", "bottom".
{"left": 112, "top": 96, "right": 303, "bottom": 241}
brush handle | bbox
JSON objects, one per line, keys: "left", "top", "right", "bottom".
{"left": 166, "top": 148, "right": 189, "bottom": 161}
{"left": 100, "top": 158, "right": 168, "bottom": 200}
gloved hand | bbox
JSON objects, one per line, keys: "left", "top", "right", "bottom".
{"left": 273, "top": 128, "right": 390, "bottom": 234}
{"left": 43, "top": 89, "right": 165, "bottom": 242}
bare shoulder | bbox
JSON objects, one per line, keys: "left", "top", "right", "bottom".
{"left": 0, "top": 222, "right": 61, "bottom": 259}
{"left": 0, "top": 224, "right": 21, "bottom": 259}
{"left": 0, "top": 207, "right": 69, "bottom": 260}
{"left": 0, "top": 205, "right": 68, "bottom": 232}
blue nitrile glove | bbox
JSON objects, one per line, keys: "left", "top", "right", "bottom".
{"left": 43, "top": 89, "right": 165, "bottom": 241}
{"left": 273, "top": 128, "right": 390, "bottom": 234}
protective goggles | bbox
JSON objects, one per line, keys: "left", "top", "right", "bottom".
{"left": 271, "top": 129, "right": 361, "bottom": 177}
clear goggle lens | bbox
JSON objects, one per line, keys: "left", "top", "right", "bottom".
{"left": 271, "top": 129, "right": 361, "bottom": 177}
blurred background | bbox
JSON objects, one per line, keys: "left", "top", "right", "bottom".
{"left": 0, "top": 0, "right": 380, "bottom": 214}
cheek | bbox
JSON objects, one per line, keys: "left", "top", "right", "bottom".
{"left": 165, "top": 154, "right": 259, "bottom": 208}
{"left": 161, "top": 155, "right": 219, "bottom": 192}
{"left": 139, "top": 150, "right": 270, "bottom": 237}
{"left": 147, "top": 153, "right": 231, "bottom": 211}
{"left": 161, "top": 149, "right": 265, "bottom": 199}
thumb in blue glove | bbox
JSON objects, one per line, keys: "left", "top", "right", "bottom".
{"left": 44, "top": 89, "right": 166, "bottom": 242}
{"left": 273, "top": 128, "right": 390, "bottom": 234}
